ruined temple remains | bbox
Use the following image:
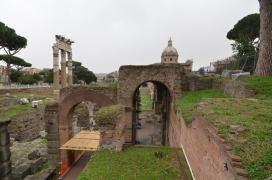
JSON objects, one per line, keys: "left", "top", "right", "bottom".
{"left": 52, "top": 35, "right": 74, "bottom": 100}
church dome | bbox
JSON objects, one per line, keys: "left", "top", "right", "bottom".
{"left": 161, "top": 38, "right": 179, "bottom": 63}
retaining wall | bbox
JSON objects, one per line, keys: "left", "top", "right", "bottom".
{"left": 168, "top": 110, "right": 243, "bottom": 180}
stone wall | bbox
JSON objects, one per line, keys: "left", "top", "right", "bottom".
{"left": 188, "top": 75, "right": 254, "bottom": 98}
{"left": 187, "top": 75, "right": 214, "bottom": 91}
{"left": 213, "top": 80, "right": 254, "bottom": 98}
{"left": 8, "top": 109, "right": 44, "bottom": 142}
{"left": 0, "top": 87, "right": 53, "bottom": 96}
{"left": 168, "top": 109, "right": 247, "bottom": 179}
{"left": 60, "top": 86, "right": 117, "bottom": 104}
{"left": 99, "top": 109, "right": 130, "bottom": 151}
{"left": 44, "top": 103, "right": 59, "bottom": 169}
{"left": 0, "top": 119, "right": 12, "bottom": 180}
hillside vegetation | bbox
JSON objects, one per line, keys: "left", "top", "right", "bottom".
{"left": 176, "top": 76, "right": 272, "bottom": 179}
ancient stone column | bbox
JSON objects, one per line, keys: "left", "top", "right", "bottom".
{"left": 0, "top": 119, "right": 12, "bottom": 180}
{"left": 61, "top": 50, "right": 67, "bottom": 88}
{"left": 53, "top": 45, "right": 60, "bottom": 100}
{"left": 67, "top": 52, "right": 73, "bottom": 86}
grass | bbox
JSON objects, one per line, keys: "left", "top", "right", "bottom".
{"left": 87, "top": 83, "right": 117, "bottom": 92}
{"left": 240, "top": 76, "right": 272, "bottom": 99}
{"left": 78, "top": 146, "right": 192, "bottom": 180}
{"left": 141, "top": 95, "right": 152, "bottom": 111}
{"left": 1, "top": 104, "right": 32, "bottom": 119}
{"left": 175, "top": 89, "right": 227, "bottom": 125}
{"left": 139, "top": 87, "right": 153, "bottom": 111}
{"left": 94, "top": 104, "right": 124, "bottom": 126}
{"left": 176, "top": 76, "right": 272, "bottom": 179}
{"left": 197, "top": 98, "right": 272, "bottom": 179}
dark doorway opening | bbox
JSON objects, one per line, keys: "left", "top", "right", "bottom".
{"left": 132, "top": 81, "right": 171, "bottom": 146}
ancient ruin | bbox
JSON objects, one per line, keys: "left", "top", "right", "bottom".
{"left": 52, "top": 35, "right": 74, "bottom": 100}
{"left": 1, "top": 37, "right": 269, "bottom": 179}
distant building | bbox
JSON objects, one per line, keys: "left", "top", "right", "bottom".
{"left": 104, "top": 71, "right": 118, "bottom": 83}
{"left": 161, "top": 38, "right": 179, "bottom": 63}
{"left": 95, "top": 71, "right": 118, "bottom": 83}
{"left": 95, "top": 73, "right": 107, "bottom": 83}
{"left": 21, "top": 67, "right": 42, "bottom": 74}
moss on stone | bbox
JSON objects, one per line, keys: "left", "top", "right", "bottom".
{"left": 94, "top": 104, "right": 124, "bottom": 127}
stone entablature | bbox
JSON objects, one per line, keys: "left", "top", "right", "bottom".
{"left": 55, "top": 35, "right": 73, "bottom": 53}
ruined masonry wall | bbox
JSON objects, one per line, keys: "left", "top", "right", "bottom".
{"left": 188, "top": 76, "right": 254, "bottom": 98}
{"left": 0, "top": 119, "right": 12, "bottom": 180}
{"left": 8, "top": 109, "right": 44, "bottom": 142}
{"left": 169, "top": 110, "right": 238, "bottom": 180}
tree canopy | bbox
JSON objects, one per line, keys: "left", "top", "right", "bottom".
{"left": 0, "top": 22, "right": 27, "bottom": 55}
{"left": 72, "top": 61, "right": 97, "bottom": 84}
{"left": 227, "top": 13, "right": 260, "bottom": 43}
{"left": 0, "top": 54, "right": 31, "bottom": 70}
{"left": 227, "top": 13, "right": 260, "bottom": 56}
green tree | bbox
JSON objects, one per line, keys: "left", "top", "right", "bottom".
{"left": 10, "top": 69, "right": 23, "bottom": 83}
{"left": 72, "top": 61, "right": 97, "bottom": 84}
{"left": 0, "top": 54, "right": 31, "bottom": 70}
{"left": 18, "top": 74, "right": 37, "bottom": 85}
{"left": 39, "top": 69, "right": 53, "bottom": 84}
{"left": 227, "top": 13, "right": 260, "bottom": 56}
{"left": 0, "top": 21, "right": 27, "bottom": 84}
{"left": 227, "top": 14, "right": 260, "bottom": 73}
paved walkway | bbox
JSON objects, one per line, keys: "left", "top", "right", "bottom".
{"left": 62, "top": 152, "right": 91, "bottom": 180}
{"left": 137, "top": 111, "right": 162, "bottom": 145}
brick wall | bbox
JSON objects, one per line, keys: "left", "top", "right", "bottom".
{"left": 169, "top": 110, "right": 239, "bottom": 179}
{"left": 188, "top": 75, "right": 254, "bottom": 98}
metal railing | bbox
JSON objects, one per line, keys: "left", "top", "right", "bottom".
{"left": 0, "top": 84, "right": 52, "bottom": 89}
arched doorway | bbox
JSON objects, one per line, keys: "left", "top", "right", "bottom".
{"left": 57, "top": 87, "right": 114, "bottom": 175}
{"left": 132, "top": 81, "right": 171, "bottom": 146}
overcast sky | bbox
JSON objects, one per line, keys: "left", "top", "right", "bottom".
{"left": 0, "top": 0, "right": 259, "bottom": 73}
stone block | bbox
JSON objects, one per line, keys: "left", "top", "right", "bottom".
{"left": 0, "top": 161, "right": 11, "bottom": 178}
{"left": 47, "top": 141, "right": 59, "bottom": 149}
{"left": 47, "top": 148, "right": 59, "bottom": 155}
{"left": 232, "top": 72, "right": 250, "bottom": 80}
{"left": 234, "top": 167, "right": 248, "bottom": 177}
{"left": 12, "top": 163, "right": 31, "bottom": 180}
{"left": 30, "top": 158, "right": 45, "bottom": 174}
{"left": 228, "top": 154, "right": 242, "bottom": 162}
{"left": 28, "top": 150, "right": 40, "bottom": 160}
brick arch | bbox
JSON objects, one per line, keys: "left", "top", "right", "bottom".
{"left": 132, "top": 80, "right": 172, "bottom": 101}
{"left": 131, "top": 80, "right": 172, "bottom": 144}
{"left": 117, "top": 64, "right": 185, "bottom": 107}
{"left": 57, "top": 86, "right": 114, "bottom": 173}
{"left": 59, "top": 86, "right": 114, "bottom": 126}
